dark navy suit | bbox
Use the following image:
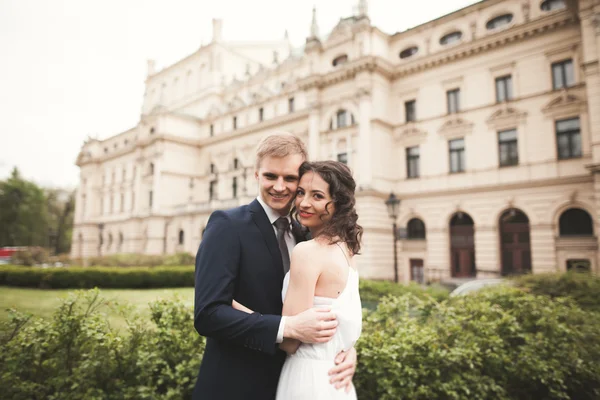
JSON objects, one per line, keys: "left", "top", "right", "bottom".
{"left": 193, "top": 199, "right": 306, "bottom": 400}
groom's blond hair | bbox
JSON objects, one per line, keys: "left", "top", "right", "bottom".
{"left": 255, "top": 132, "right": 308, "bottom": 170}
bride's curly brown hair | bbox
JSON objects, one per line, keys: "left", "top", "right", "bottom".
{"left": 292, "top": 160, "right": 363, "bottom": 255}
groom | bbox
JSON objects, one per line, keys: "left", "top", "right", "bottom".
{"left": 193, "top": 133, "right": 357, "bottom": 399}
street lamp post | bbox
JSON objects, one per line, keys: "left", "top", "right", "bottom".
{"left": 385, "top": 192, "right": 401, "bottom": 283}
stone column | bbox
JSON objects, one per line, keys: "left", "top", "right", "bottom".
{"left": 530, "top": 224, "right": 557, "bottom": 274}
{"left": 152, "top": 160, "right": 161, "bottom": 213}
{"left": 134, "top": 162, "right": 142, "bottom": 214}
{"left": 580, "top": 6, "right": 600, "bottom": 273}
{"left": 357, "top": 89, "right": 373, "bottom": 188}
{"left": 474, "top": 225, "right": 500, "bottom": 277}
{"left": 426, "top": 227, "right": 450, "bottom": 282}
{"left": 308, "top": 108, "right": 320, "bottom": 160}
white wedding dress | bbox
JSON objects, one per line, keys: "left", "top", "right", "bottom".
{"left": 276, "top": 254, "right": 362, "bottom": 400}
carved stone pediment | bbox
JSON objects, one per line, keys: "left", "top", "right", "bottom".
{"left": 206, "top": 104, "right": 222, "bottom": 119}
{"left": 542, "top": 91, "right": 586, "bottom": 118}
{"left": 438, "top": 117, "right": 473, "bottom": 139}
{"left": 324, "top": 17, "right": 357, "bottom": 47}
{"left": 227, "top": 96, "right": 245, "bottom": 111}
{"left": 486, "top": 105, "right": 527, "bottom": 130}
{"left": 395, "top": 125, "right": 428, "bottom": 145}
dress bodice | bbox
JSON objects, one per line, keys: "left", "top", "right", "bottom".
{"left": 281, "top": 268, "right": 362, "bottom": 360}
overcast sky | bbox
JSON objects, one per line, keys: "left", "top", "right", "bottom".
{"left": 0, "top": 0, "right": 479, "bottom": 189}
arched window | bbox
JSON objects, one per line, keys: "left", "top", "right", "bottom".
{"left": 149, "top": 162, "right": 154, "bottom": 175}
{"left": 399, "top": 46, "right": 419, "bottom": 59}
{"left": 407, "top": 218, "right": 426, "bottom": 239}
{"left": 233, "top": 158, "right": 239, "bottom": 169}
{"left": 541, "top": 0, "right": 565, "bottom": 11}
{"left": 332, "top": 109, "right": 356, "bottom": 130}
{"left": 559, "top": 208, "right": 594, "bottom": 236}
{"left": 486, "top": 14, "right": 513, "bottom": 30}
{"left": 179, "top": 229, "right": 185, "bottom": 245}
{"left": 210, "top": 163, "right": 216, "bottom": 174}
{"left": 332, "top": 54, "right": 348, "bottom": 67}
{"left": 440, "top": 31, "right": 463, "bottom": 46}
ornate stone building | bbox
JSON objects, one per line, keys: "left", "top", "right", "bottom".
{"left": 73, "top": 0, "right": 600, "bottom": 281}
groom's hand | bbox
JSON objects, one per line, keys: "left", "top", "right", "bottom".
{"left": 284, "top": 307, "right": 338, "bottom": 343}
{"left": 329, "top": 347, "right": 357, "bottom": 392}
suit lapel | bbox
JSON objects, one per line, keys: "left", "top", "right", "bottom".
{"left": 291, "top": 220, "right": 310, "bottom": 243}
{"left": 249, "top": 199, "right": 285, "bottom": 280}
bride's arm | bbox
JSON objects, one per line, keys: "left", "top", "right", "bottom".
{"left": 280, "top": 242, "right": 322, "bottom": 354}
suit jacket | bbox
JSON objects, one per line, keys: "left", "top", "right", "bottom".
{"left": 193, "top": 199, "right": 307, "bottom": 400}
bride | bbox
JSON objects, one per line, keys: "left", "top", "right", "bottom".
{"left": 233, "top": 160, "right": 363, "bottom": 399}
{"left": 276, "top": 160, "right": 363, "bottom": 399}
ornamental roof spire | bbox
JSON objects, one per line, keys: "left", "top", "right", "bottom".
{"left": 309, "top": 6, "right": 319, "bottom": 38}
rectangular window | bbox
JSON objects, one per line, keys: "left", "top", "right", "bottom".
{"left": 337, "top": 152, "right": 348, "bottom": 164}
{"left": 406, "top": 146, "right": 420, "bottom": 178}
{"left": 495, "top": 75, "right": 513, "bottom": 102}
{"left": 405, "top": 100, "right": 416, "bottom": 122}
{"left": 110, "top": 195, "right": 114, "bottom": 213}
{"left": 149, "top": 190, "right": 153, "bottom": 207}
{"left": 259, "top": 107, "right": 264, "bottom": 122}
{"left": 556, "top": 117, "right": 581, "bottom": 159}
{"left": 447, "top": 89, "right": 460, "bottom": 114}
{"left": 209, "top": 124, "right": 214, "bottom": 137}
{"left": 209, "top": 180, "right": 217, "bottom": 201}
{"left": 232, "top": 177, "right": 238, "bottom": 198}
{"left": 337, "top": 110, "right": 347, "bottom": 129}
{"left": 449, "top": 138, "right": 465, "bottom": 173}
{"left": 498, "top": 129, "right": 519, "bottom": 166}
{"left": 288, "top": 97, "right": 295, "bottom": 113}
{"left": 120, "top": 193, "right": 125, "bottom": 212}
{"left": 552, "top": 59, "right": 574, "bottom": 90}
{"left": 131, "top": 191, "right": 135, "bottom": 211}
{"left": 232, "top": 116, "right": 237, "bottom": 130}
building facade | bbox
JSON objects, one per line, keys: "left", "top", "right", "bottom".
{"left": 73, "top": 0, "right": 600, "bottom": 281}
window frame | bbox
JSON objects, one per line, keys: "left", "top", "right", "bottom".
{"left": 555, "top": 117, "right": 582, "bottom": 160}
{"left": 498, "top": 129, "right": 519, "bottom": 167}
{"left": 446, "top": 89, "right": 461, "bottom": 114}
{"left": 405, "top": 100, "right": 416, "bottom": 123}
{"left": 406, "top": 146, "right": 420, "bottom": 179}
{"left": 551, "top": 59, "right": 575, "bottom": 90}
{"left": 495, "top": 75, "right": 513, "bottom": 103}
{"left": 449, "top": 138, "right": 466, "bottom": 173}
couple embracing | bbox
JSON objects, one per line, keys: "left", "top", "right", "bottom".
{"left": 193, "top": 133, "right": 363, "bottom": 400}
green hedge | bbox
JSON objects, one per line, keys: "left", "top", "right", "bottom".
{"left": 355, "top": 288, "right": 600, "bottom": 399}
{"left": 0, "top": 266, "right": 195, "bottom": 289}
{"left": 359, "top": 279, "right": 450, "bottom": 303}
{"left": 512, "top": 271, "right": 600, "bottom": 313}
{"left": 2, "top": 286, "right": 599, "bottom": 399}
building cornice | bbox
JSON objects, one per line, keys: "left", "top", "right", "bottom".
{"left": 298, "top": 56, "right": 394, "bottom": 91}
{"left": 199, "top": 108, "right": 311, "bottom": 147}
{"left": 392, "top": 11, "right": 578, "bottom": 79}
{"left": 395, "top": 173, "right": 593, "bottom": 200}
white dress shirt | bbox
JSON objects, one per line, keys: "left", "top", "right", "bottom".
{"left": 256, "top": 195, "right": 296, "bottom": 343}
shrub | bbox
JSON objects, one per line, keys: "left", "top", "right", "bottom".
{"left": 2, "top": 286, "right": 600, "bottom": 399}
{"left": 11, "top": 247, "right": 50, "bottom": 266}
{"left": 355, "top": 287, "right": 600, "bottom": 400}
{"left": 513, "top": 271, "right": 600, "bottom": 313}
{"left": 0, "top": 289, "right": 204, "bottom": 399}
{"left": 359, "top": 279, "right": 449, "bottom": 303}
{"left": 85, "top": 253, "right": 194, "bottom": 267}
{"left": 0, "top": 265, "right": 195, "bottom": 289}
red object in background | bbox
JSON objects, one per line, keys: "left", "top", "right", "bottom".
{"left": 0, "top": 247, "right": 26, "bottom": 261}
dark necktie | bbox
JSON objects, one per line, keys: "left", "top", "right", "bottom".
{"left": 274, "top": 217, "right": 291, "bottom": 274}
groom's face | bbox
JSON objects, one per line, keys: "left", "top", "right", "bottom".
{"left": 255, "top": 154, "right": 304, "bottom": 215}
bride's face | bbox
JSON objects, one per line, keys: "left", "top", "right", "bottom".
{"left": 295, "top": 171, "right": 335, "bottom": 230}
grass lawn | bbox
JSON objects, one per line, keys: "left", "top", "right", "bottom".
{"left": 0, "top": 286, "right": 195, "bottom": 332}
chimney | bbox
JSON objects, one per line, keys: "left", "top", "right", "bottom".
{"left": 212, "top": 18, "right": 223, "bottom": 43}
{"left": 147, "top": 59, "right": 156, "bottom": 76}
